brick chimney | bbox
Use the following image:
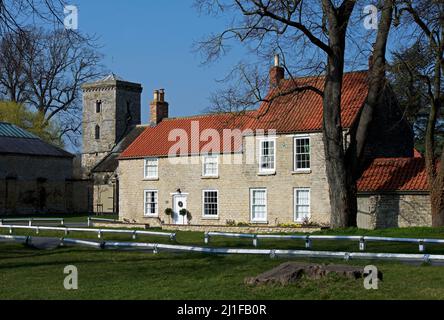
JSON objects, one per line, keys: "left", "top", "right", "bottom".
{"left": 269, "top": 54, "right": 285, "bottom": 88}
{"left": 150, "top": 89, "right": 169, "bottom": 126}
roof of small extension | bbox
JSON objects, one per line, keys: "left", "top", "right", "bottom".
{"left": 92, "top": 125, "right": 148, "bottom": 173}
{"left": 0, "top": 122, "right": 73, "bottom": 158}
{"left": 357, "top": 157, "right": 429, "bottom": 193}
{"left": 120, "top": 71, "right": 369, "bottom": 159}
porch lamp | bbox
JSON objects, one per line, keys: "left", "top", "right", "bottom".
{"left": 176, "top": 188, "right": 182, "bottom": 194}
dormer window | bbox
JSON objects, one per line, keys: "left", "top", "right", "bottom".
{"left": 96, "top": 100, "right": 102, "bottom": 113}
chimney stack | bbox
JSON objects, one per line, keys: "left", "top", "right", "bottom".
{"left": 150, "top": 89, "right": 169, "bottom": 126}
{"left": 269, "top": 54, "right": 285, "bottom": 88}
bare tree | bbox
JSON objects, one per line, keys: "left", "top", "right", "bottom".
{"left": 395, "top": 0, "right": 444, "bottom": 226}
{"left": 195, "top": 0, "right": 395, "bottom": 228}
{"left": 0, "top": 28, "right": 103, "bottom": 147}
{"left": 0, "top": 0, "right": 66, "bottom": 35}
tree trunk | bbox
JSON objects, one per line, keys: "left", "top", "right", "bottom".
{"left": 322, "top": 24, "right": 356, "bottom": 228}
{"left": 431, "top": 151, "right": 444, "bottom": 227}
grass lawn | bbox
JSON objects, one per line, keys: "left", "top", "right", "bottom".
{"left": 1, "top": 227, "right": 444, "bottom": 299}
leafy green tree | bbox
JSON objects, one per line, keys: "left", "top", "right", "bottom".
{"left": 0, "top": 101, "right": 64, "bottom": 147}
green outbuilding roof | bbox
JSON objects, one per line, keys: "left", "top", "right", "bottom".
{"left": 0, "top": 122, "right": 38, "bottom": 139}
{"left": 0, "top": 122, "right": 73, "bottom": 158}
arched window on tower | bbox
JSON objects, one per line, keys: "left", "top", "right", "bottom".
{"left": 95, "top": 125, "right": 100, "bottom": 140}
{"left": 96, "top": 100, "right": 102, "bottom": 113}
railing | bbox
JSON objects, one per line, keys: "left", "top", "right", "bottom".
{"left": 204, "top": 232, "right": 444, "bottom": 253}
{"left": 2, "top": 234, "right": 444, "bottom": 264}
{"left": 0, "top": 225, "right": 176, "bottom": 241}
{"left": 0, "top": 218, "right": 65, "bottom": 227}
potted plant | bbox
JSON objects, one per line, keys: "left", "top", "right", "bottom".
{"left": 165, "top": 208, "right": 173, "bottom": 224}
{"left": 179, "top": 209, "right": 191, "bottom": 225}
{"left": 186, "top": 211, "right": 192, "bottom": 224}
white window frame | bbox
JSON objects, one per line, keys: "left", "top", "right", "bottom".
{"left": 202, "top": 190, "right": 219, "bottom": 218}
{"left": 294, "top": 135, "right": 311, "bottom": 172}
{"left": 144, "top": 158, "right": 159, "bottom": 180}
{"left": 202, "top": 155, "right": 219, "bottom": 178}
{"left": 250, "top": 188, "right": 268, "bottom": 223}
{"left": 144, "top": 190, "right": 159, "bottom": 217}
{"left": 258, "top": 138, "right": 276, "bottom": 174}
{"left": 294, "top": 188, "right": 311, "bottom": 222}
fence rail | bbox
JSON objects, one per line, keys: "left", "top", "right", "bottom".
{"left": 0, "top": 225, "right": 176, "bottom": 241}
{"left": 0, "top": 218, "right": 64, "bottom": 227}
{"left": 2, "top": 234, "right": 444, "bottom": 264}
{"left": 205, "top": 231, "right": 444, "bottom": 253}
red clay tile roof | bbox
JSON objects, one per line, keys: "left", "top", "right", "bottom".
{"left": 120, "top": 112, "right": 254, "bottom": 158}
{"left": 120, "top": 71, "right": 368, "bottom": 159}
{"left": 249, "top": 70, "right": 368, "bottom": 133}
{"left": 357, "top": 158, "right": 429, "bottom": 192}
{"left": 414, "top": 148, "right": 423, "bottom": 158}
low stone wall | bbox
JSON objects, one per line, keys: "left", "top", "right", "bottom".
{"left": 162, "top": 224, "right": 321, "bottom": 234}
{"left": 93, "top": 221, "right": 321, "bottom": 234}
{"left": 92, "top": 222, "right": 149, "bottom": 229}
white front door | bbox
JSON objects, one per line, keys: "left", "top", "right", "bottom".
{"left": 173, "top": 195, "right": 188, "bottom": 225}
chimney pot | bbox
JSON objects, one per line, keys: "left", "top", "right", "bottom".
{"left": 150, "top": 89, "right": 169, "bottom": 125}
{"left": 153, "top": 90, "right": 160, "bottom": 101}
{"left": 274, "top": 54, "right": 280, "bottom": 67}
{"left": 269, "top": 54, "right": 285, "bottom": 88}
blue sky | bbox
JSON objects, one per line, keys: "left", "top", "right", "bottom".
{"left": 75, "top": 0, "right": 249, "bottom": 123}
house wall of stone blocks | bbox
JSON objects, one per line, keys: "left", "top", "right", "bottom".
{"left": 119, "top": 133, "right": 332, "bottom": 227}
{"left": 357, "top": 193, "right": 431, "bottom": 229}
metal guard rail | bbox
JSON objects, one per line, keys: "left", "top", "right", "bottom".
{"left": 0, "top": 218, "right": 64, "bottom": 226}
{"left": 204, "top": 231, "right": 444, "bottom": 253}
{"left": 0, "top": 225, "right": 176, "bottom": 241}
{"left": 2, "top": 235, "right": 444, "bottom": 264}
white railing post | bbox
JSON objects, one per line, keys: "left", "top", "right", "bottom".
{"left": 61, "top": 219, "right": 65, "bottom": 226}
{"left": 29, "top": 219, "right": 32, "bottom": 227}
{"left": 204, "top": 232, "right": 210, "bottom": 245}
{"left": 98, "top": 230, "right": 102, "bottom": 239}
{"left": 87, "top": 217, "right": 91, "bottom": 227}
{"left": 270, "top": 249, "right": 276, "bottom": 259}
{"left": 9, "top": 227, "right": 13, "bottom": 234}
{"left": 419, "top": 241, "right": 425, "bottom": 253}
{"left": 170, "top": 233, "right": 176, "bottom": 242}
{"left": 153, "top": 244, "right": 159, "bottom": 254}
{"left": 253, "top": 235, "right": 258, "bottom": 247}
{"left": 36, "top": 226, "right": 39, "bottom": 235}
{"left": 305, "top": 236, "right": 312, "bottom": 249}
{"left": 132, "top": 231, "right": 137, "bottom": 240}
{"left": 359, "top": 238, "right": 366, "bottom": 251}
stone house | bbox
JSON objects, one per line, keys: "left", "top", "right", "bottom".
{"left": 116, "top": 60, "right": 425, "bottom": 229}
{"left": 357, "top": 156, "right": 430, "bottom": 229}
{"left": 0, "top": 122, "right": 90, "bottom": 215}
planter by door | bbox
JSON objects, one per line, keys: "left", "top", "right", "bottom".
{"left": 173, "top": 195, "right": 188, "bottom": 225}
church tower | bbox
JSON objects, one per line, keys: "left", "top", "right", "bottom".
{"left": 81, "top": 74, "right": 143, "bottom": 175}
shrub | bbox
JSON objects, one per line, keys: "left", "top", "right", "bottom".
{"left": 164, "top": 208, "right": 173, "bottom": 216}
{"left": 226, "top": 220, "right": 236, "bottom": 226}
